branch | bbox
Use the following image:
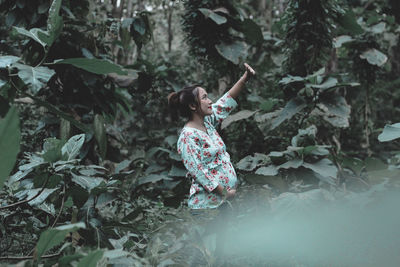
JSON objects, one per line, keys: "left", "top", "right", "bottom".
{"left": 0, "top": 252, "right": 60, "bottom": 261}
{"left": 51, "top": 185, "right": 66, "bottom": 228}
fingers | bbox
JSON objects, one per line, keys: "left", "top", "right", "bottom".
{"left": 244, "top": 63, "right": 256, "bottom": 75}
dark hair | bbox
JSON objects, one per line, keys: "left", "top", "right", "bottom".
{"left": 167, "top": 85, "right": 200, "bottom": 121}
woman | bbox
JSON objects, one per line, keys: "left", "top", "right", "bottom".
{"left": 168, "top": 63, "right": 255, "bottom": 209}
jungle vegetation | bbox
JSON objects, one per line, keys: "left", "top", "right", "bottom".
{"left": 1, "top": 0, "right": 400, "bottom": 266}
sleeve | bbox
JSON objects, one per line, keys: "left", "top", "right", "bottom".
{"left": 180, "top": 135, "right": 220, "bottom": 193}
{"left": 206, "top": 91, "right": 238, "bottom": 127}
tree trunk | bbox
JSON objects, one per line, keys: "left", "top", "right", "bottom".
{"left": 167, "top": 7, "right": 173, "bottom": 52}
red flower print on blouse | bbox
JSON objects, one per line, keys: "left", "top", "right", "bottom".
{"left": 226, "top": 107, "right": 231, "bottom": 112}
{"left": 211, "top": 169, "right": 218, "bottom": 175}
{"left": 203, "top": 142, "right": 210, "bottom": 149}
{"left": 204, "top": 151, "right": 211, "bottom": 157}
{"left": 194, "top": 137, "right": 200, "bottom": 143}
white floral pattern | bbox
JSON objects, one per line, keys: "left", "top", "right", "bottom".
{"left": 177, "top": 92, "right": 238, "bottom": 209}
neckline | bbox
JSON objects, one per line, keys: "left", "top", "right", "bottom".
{"left": 183, "top": 125, "right": 209, "bottom": 134}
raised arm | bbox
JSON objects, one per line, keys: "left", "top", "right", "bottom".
{"left": 228, "top": 63, "right": 256, "bottom": 100}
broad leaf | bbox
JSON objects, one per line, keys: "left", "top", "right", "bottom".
{"left": 35, "top": 222, "right": 85, "bottom": 260}
{"left": 338, "top": 10, "right": 363, "bottom": 35}
{"left": 239, "top": 18, "right": 263, "bottom": 44}
{"left": 215, "top": 41, "right": 247, "bottom": 65}
{"left": 236, "top": 153, "right": 270, "bottom": 171}
{"left": 55, "top": 58, "right": 127, "bottom": 75}
{"left": 0, "top": 56, "right": 20, "bottom": 68}
{"left": 198, "top": 8, "right": 227, "bottom": 25}
{"left": 278, "top": 159, "right": 303, "bottom": 170}
{"left": 303, "top": 159, "right": 338, "bottom": 180}
{"left": 378, "top": 123, "right": 400, "bottom": 142}
{"left": 368, "top": 22, "right": 385, "bottom": 34}
{"left": 360, "top": 49, "right": 388, "bottom": 67}
{"left": 168, "top": 165, "right": 187, "bottom": 177}
{"left": 313, "top": 96, "right": 351, "bottom": 128}
{"left": 270, "top": 97, "right": 307, "bottom": 130}
{"left": 255, "top": 165, "right": 279, "bottom": 176}
{"left": 46, "top": 0, "right": 63, "bottom": 45}
{"left": 278, "top": 75, "right": 304, "bottom": 85}
{"left": 334, "top": 35, "right": 353, "bottom": 48}
{"left": 94, "top": 114, "right": 107, "bottom": 159}
{"left": 71, "top": 173, "right": 104, "bottom": 192}
{"left": 77, "top": 250, "right": 104, "bottom": 267}
{"left": 0, "top": 106, "right": 20, "bottom": 190}
{"left": 26, "top": 188, "right": 58, "bottom": 206}
{"left": 309, "top": 77, "right": 338, "bottom": 90}
{"left": 221, "top": 110, "right": 257, "bottom": 130}
{"left": 42, "top": 138, "right": 64, "bottom": 163}
{"left": 13, "top": 27, "right": 49, "bottom": 47}
{"left": 13, "top": 63, "right": 55, "bottom": 94}
{"left": 61, "top": 134, "right": 85, "bottom": 160}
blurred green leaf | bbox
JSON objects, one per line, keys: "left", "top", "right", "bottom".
{"left": 94, "top": 114, "right": 107, "bottom": 160}
{"left": 35, "top": 222, "right": 85, "bottom": 260}
{"left": 360, "top": 49, "right": 388, "bottom": 67}
{"left": 55, "top": 58, "right": 127, "bottom": 75}
{"left": 13, "top": 63, "right": 56, "bottom": 94}
{"left": 378, "top": 123, "right": 400, "bottom": 142}
{"left": 77, "top": 250, "right": 103, "bottom": 267}
{"left": 198, "top": 8, "right": 227, "bottom": 25}
{"left": 215, "top": 41, "right": 247, "bottom": 65}
{"left": 0, "top": 106, "right": 20, "bottom": 190}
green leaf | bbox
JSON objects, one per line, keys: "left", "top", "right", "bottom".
{"left": 77, "top": 250, "right": 104, "bottom": 267}
{"left": 360, "top": 49, "right": 388, "bottom": 67}
{"left": 302, "top": 159, "right": 338, "bottom": 180}
{"left": 46, "top": 0, "right": 63, "bottom": 45}
{"left": 71, "top": 173, "right": 104, "bottom": 192}
{"left": 255, "top": 165, "right": 279, "bottom": 176}
{"left": 55, "top": 58, "right": 127, "bottom": 75}
{"left": 35, "top": 222, "right": 85, "bottom": 260}
{"left": 279, "top": 75, "right": 304, "bottom": 85}
{"left": 215, "top": 41, "right": 247, "bottom": 65}
{"left": 198, "top": 8, "right": 227, "bottom": 25}
{"left": 239, "top": 18, "right": 263, "bottom": 44}
{"left": 13, "top": 27, "right": 49, "bottom": 47}
{"left": 334, "top": 35, "right": 353, "bottom": 48}
{"left": 221, "top": 110, "right": 257, "bottom": 130}
{"left": 378, "top": 123, "right": 400, "bottom": 142}
{"left": 0, "top": 106, "right": 20, "bottom": 190}
{"left": 315, "top": 96, "right": 351, "bottom": 128}
{"left": 368, "top": 22, "right": 385, "bottom": 34}
{"left": 338, "top": 10, "right": 363, "bottom": 35}
{"left": 270, "top": 97, "right": 307, "bottom": 130}
{"left": 94, "top": 114, "right": 107, "bottom": 159}
{"left": 78, "top": 250, "right": 103, "bottom": 267}
{"left": 168, "top": 165, "right": 187, "bottom": 177}
{"left": 309, "top": 77, "right": 338, "bottom": 90}
{"left": 278, "top": 159, "right": 303, "bottom": 170}
{"left": 42, "top": 138, "right": 64, "bottom": 162}
{"left": 59, "top": 254, "right": 84, "bottom": 266}
{"left": 0, "top": 56, "right": 20, "bottom": 68}
{"left": 61, "top": 134, "right": 85, "bottom": 160}
{"left": 13, "top": 63, "right": 55, "bottom": 94}
{"left": 236, "top": 153, "right": 270, "bottom": 171}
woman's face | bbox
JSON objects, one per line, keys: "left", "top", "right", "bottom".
{"left": 196, "top": 87, "right": 213, "bottom": 116}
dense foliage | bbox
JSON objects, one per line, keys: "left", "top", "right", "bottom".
{"left": 1, "top": 0, "right": 400, "bottom": 266}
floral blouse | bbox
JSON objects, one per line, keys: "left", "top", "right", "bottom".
{"left": 177, "top": 92, "right": 238, "bottom": 209}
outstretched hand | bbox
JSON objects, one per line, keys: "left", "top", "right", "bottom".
{"left": 244, "top": 63, "right": 256, "bottom": 81}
